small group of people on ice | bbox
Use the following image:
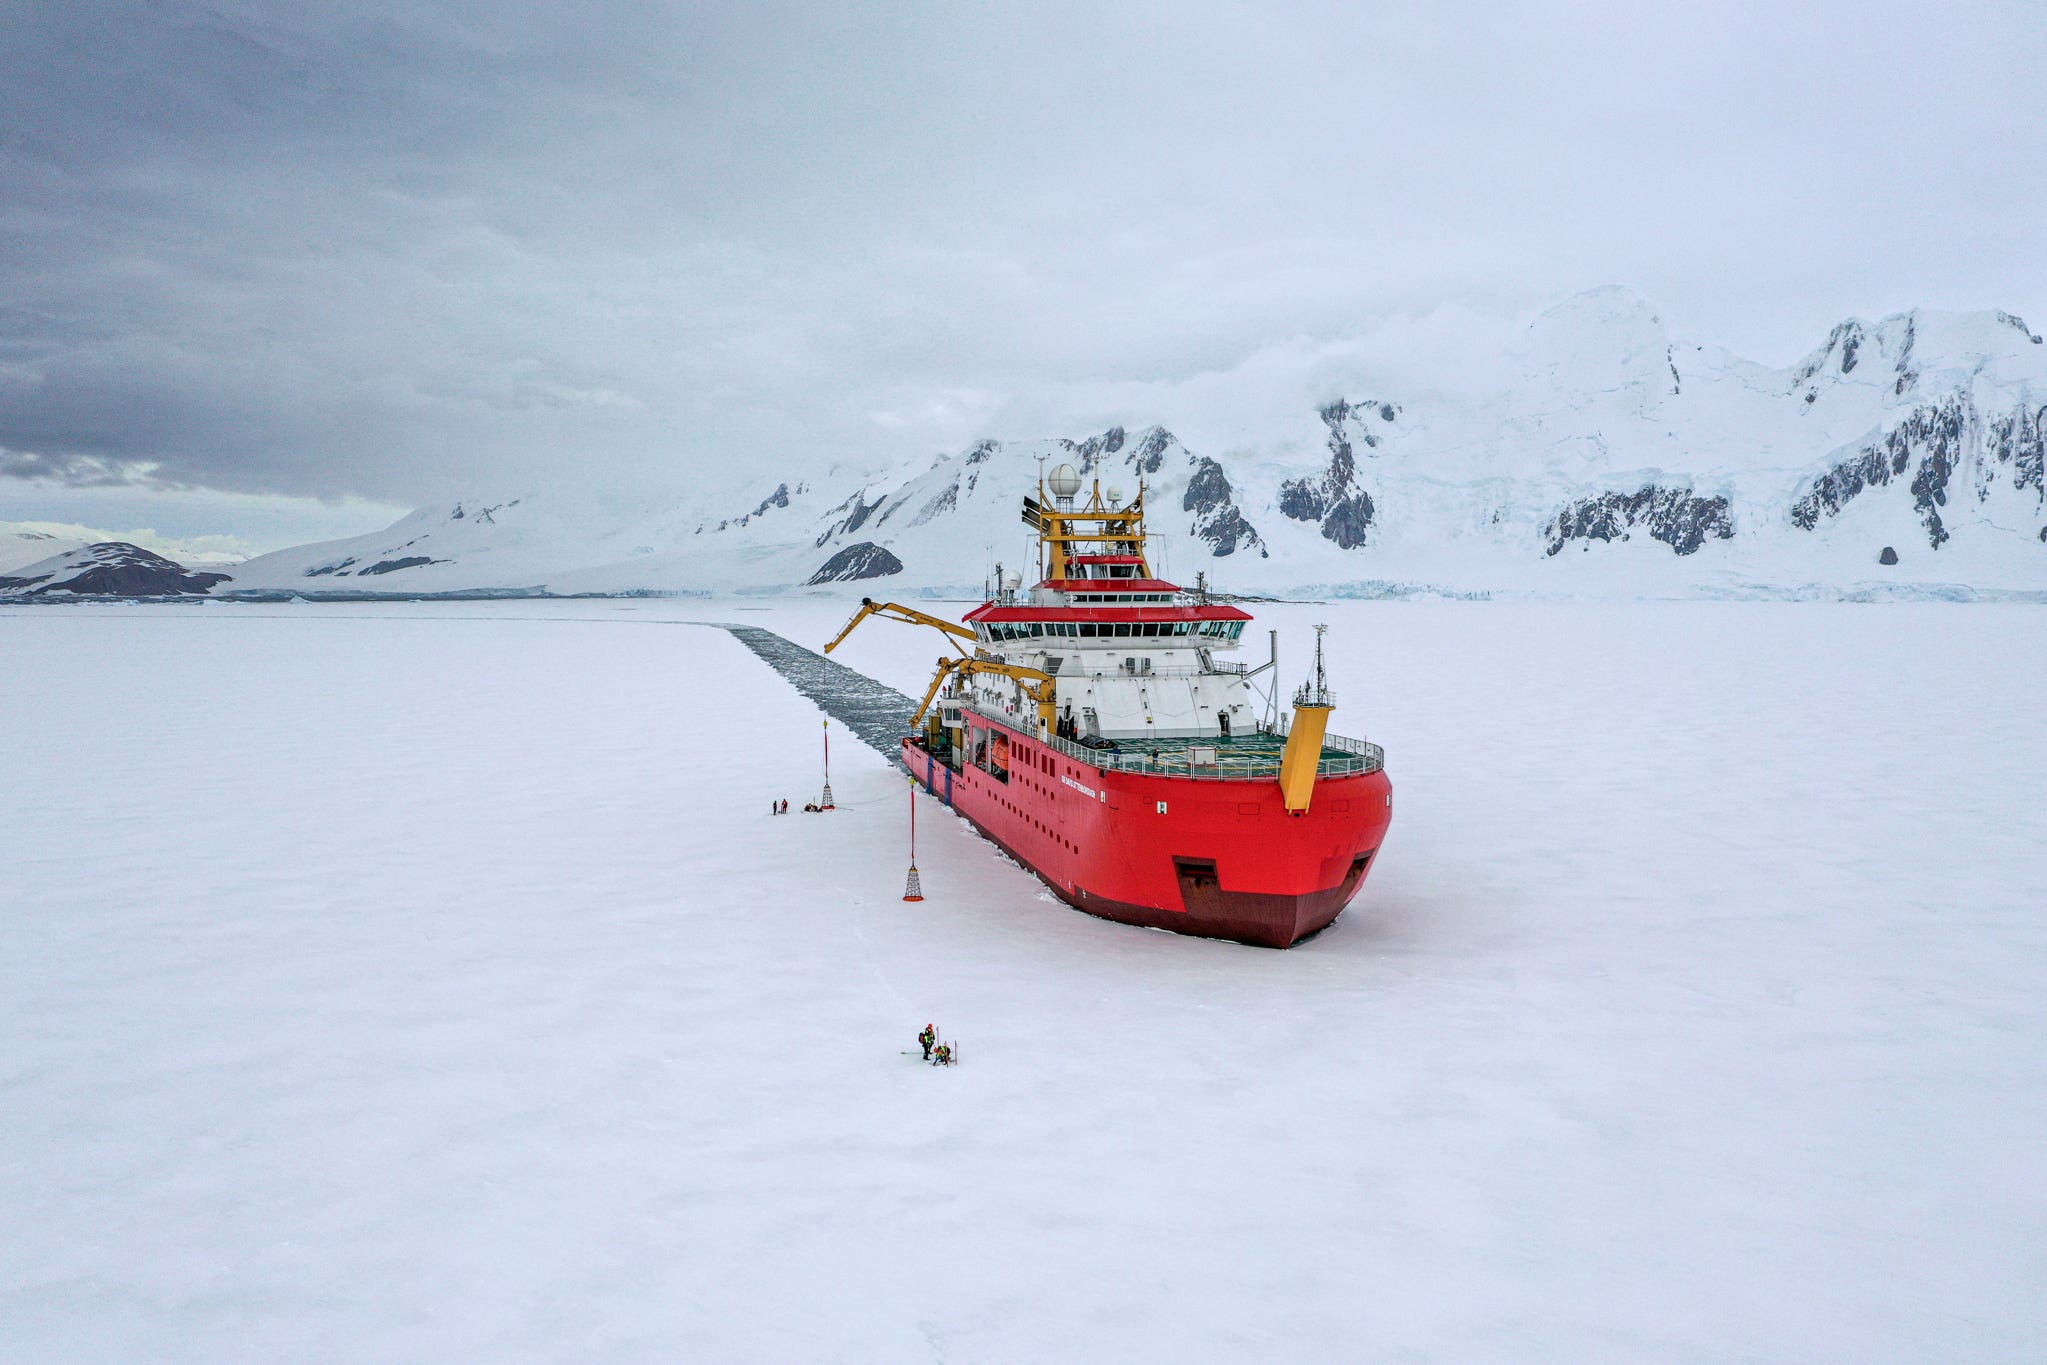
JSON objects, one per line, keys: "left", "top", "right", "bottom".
{"left": 917, "top": 1024, "right": 955, "bottom": 1067}
{"left": 769, "top": 798, "right": 827, "bottom": 814}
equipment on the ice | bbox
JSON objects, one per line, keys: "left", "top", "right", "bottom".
{"left": 818, "top": 719, "right": 835, "bottom": 810}
{"left": 903, "top": 776, "right": 924, "bottom": 901}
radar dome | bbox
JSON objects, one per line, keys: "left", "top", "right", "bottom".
{"left": 1106, "top": 484, "right": 1125, "bottom": 506}
{"left": 1047, "top": 463, "right": 1082, "bottom": 498}
{"left": 1003, "top": 570, "right": 1023, "bottom": 590}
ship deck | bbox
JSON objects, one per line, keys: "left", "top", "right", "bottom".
{"left": 961, "top": 703, "right": 1384, "bottom": 779}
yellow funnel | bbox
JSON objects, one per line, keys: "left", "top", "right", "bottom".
{"left": 1279, "top": 703, "right": 1332, "bottom": 812}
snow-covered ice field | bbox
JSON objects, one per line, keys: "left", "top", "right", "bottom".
{"left": 4, "top": 599, "right": 2044, "bottom": 1362}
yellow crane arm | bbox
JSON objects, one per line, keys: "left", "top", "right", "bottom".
{"left": 911, "top": 658, "right": 967, "bottom": 727}
{"left": 825, "top": 597, "right": 978, "bottom": 656}
{"left": 912, "top": 657, "right": 1059, "bottom": 734}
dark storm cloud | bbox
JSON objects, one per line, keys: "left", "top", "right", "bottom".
{"left": 2, "top": 1, "right": 2043, "bottom": 511}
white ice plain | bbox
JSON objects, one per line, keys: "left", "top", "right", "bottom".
{"left": 3, "top": 599, "right": 2043, "bottom": 1363}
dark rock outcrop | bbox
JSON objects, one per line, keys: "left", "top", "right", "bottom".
{"left": 1879, "top": 545, "right": 1899, "bottom": 565}
{"left": 1543, "top": 487, "right": 1733, "bottom": 557}
{"left": 1791, "top": 397, "right": 1969, "bottom": 549}
{"left": 717, "top": 482, "right": 799, "bottom": 532}
{"left": 0, "top": 542, "right": 231, "bottom": 597}
{"left": 1791, "top": 321, "right": 1867, "bottom": 387}
{"left": 360, "top": 556, "right": 442, "bottom": 575}
{"left": 1073, "top": 426, "right": 1125, "bottom": 471}
{"left": 1064, "top": 424, "right": 1179, "bottom": 481}
{"left": 1277, "top": 399, "right": 1385, "bottom": 549}
{"left": 1909, "top": 430, "right": 1955, "bottom": 549}
{"left": 1182, "top": 456, "right": 1267, "bottom": 558}
{"left": 807, "top": 541, "right": 903, "bottom": 584}
{"left": 1790, "top": 446, "right": 1911, "bottom": 528}
{"left": 1988, "top": 403, "right": 2045, "bottom": 501}
{"left": 1788, "top": 315, "right": 1922, "bottom": 396}
{"left": 1893, "top": 316, "right": 1918, "bottom": 396}
{"left": 910, "top": 480, "right": 958, "bottom": 527}
{"left": 1128, "top": 427, "right": 1172, "bottom": 475}
{"left": 815, "top": 490, "right": 885, "bottom": 547}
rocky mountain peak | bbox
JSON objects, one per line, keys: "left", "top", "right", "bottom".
{"left": 0, "top": 542, "right": 232, "bottom": 598}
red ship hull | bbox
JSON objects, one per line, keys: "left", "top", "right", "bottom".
{"left": 904, "top": 719, "right": 1392, "bottom": 949}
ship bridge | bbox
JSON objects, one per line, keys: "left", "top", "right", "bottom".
{"left": 952, "top": 472, "right": 1274, "bottom": 742}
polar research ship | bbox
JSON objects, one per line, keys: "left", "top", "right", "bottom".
{"left": 826, "top": 463, "right": 1391, "bottom": 948}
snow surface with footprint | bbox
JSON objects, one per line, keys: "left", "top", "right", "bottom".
{"left": 3, "top": 598, "right": 2044, "bottom": 1362}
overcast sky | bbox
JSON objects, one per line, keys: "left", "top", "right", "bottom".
{"left": 3, "top": 0, "right": 2043, "bottom": 549}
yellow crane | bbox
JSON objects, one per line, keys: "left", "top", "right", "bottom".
{"left": 911, "top": 656, "right": 1059, "bottom": 735}
{"left": 825, "top": 598, "right": 978, "bottom": 658}
{"left": 826, "top": 598, "right": 1059, "bottom": 736}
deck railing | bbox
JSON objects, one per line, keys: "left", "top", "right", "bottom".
{"left": 1048, "top": 662, "right": 1250, "bottom": 681}
{"left": 960, "top": 702, "right": 1384, "bottom": 779}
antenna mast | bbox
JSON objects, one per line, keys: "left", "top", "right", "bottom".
{"left": 1295, "top": 624, "right": 1334, "bottom": 709}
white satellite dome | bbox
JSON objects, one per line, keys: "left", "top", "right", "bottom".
{"left": 1003, "top": 570, "right": 1023, "bottom": 590}
{"left": 1105, "top": 484, "right": 1125, "bottom": 507}
{"left": 1046, "top": 463, "right": 1082, "bottom": 498}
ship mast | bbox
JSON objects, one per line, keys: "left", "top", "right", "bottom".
{"left": 1295, "top": 623, "right": 1334, "bottom": 709}
{"left": 1279, "top": 625, "right": 1336, "bottom": 813}
{"left": 1025, "top": 468, "right": 1149, "bottom": 581}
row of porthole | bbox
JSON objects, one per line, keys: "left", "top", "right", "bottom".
{"left": 981, "top": 772, "right": 1078, "bottom": 854}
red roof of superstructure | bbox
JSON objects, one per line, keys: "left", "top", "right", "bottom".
{"left": 1036, "top": 578, "right": 1184, "bottom": 593}
{"left": 1067, "top": 554, "right": 1146, "bottom": 564}
{"left": 964, "top": 602, "right": 1252, "bottom": 624}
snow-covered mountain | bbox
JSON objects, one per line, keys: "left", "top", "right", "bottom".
{"left": 0, "top": 542, "right": 234, "bottom": 598}
{"left": 223, "top": 289, "right": 2047, "bottom": 598}
{"left": 2, "top": 528, "right": 92, "bottom": 575}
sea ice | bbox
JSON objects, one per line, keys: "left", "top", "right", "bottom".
{"left": 2, "top": 599, "right": 2042, "bottom": 1362}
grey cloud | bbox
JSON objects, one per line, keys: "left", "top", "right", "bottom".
{"left": 0, "top": 447, "right": 164, "bottom": 488}
{"left": 1, "top": 0, "right": 2043, "bottom": 515}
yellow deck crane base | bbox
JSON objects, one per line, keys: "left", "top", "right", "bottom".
{"left": 912, "top": 657, "right": 1059, "bottom": 736}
